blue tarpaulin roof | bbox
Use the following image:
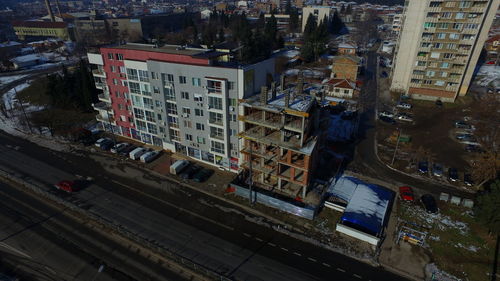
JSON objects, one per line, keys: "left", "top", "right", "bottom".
{"left": 330, "top": 176, "right": 394, "bottom": 236}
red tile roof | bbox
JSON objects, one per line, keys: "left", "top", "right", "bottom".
{"left": 326, "top": 78, "right": 356, "bottom": 89}
{"left": 12, "top": 21, "right": 67, "bottom": 29}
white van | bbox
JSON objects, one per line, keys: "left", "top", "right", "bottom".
{"left": 140, "top": 151, "right": 160, "bottom": 163}
{"left": 170, "top": 160, "right": 189, "bottom": 175}
{"left": 129, "top": 147, "right": 148, "bottom": 160}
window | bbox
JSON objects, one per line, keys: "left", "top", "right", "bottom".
{"left": 126, "top": 68, "right": 138, "bottom": 80}
{"left": 166, "top": 102, "right": 177, "bottom": 115}
{"left": 183, "top": 120, "right": 192, "bottom": 128}
{"left": 196, "top": 123, "right": 205, "bottom": 130}
{"left": 455, "top": 12, "right": 465, "bottom": 19}
{"left": 434, "top": 80, "right": 445, "bottom": 86}
{"left": 462, "top": 34, "right": 474, "bottom": 40}
{"left": 230, "top": 114, "right": 237, "bottom": 122}
{"left": 436, "top": 33, "right": 446, "bottom": 39}
{"left": 229, "top": 129, "right": 237, "bottom": 136}
{"left": 141, "top": 84, "right": 151, "bottom": 96}
{"left": 182, "top": 107, "right": 191, "bottom": 115}
{"left": 107, "top": 53, "right": 114, "bottom": 59}
{"left": 151, "top": 72, "right": 159, "bottom": 80}
{"left": 197, "top": 137, "right": 205, "bottom": 144}
{"left": 434, "top": 43, "right": 442, "bottom": 49}
{"left": 118, "top": 104, "right": 124, "bottom": 110}
{"left": 113, "top": 78, "right": 118, "bottom": 85}
{"left": 440, "top": 12, "right": 451, "bottom": 19}
{"left": 209, "top": 112, "right": 223, "bottom": 124}
{"left": 416, "top": 61, "right": 426, "bottom": 66}
{"left": 138, "top": 70, "right": 149, "bottom": 82}
{"left": 119, "top": 66, "right": 125, "bottom": 73}
{"left": 120, "top": 115, "right": 127, "bottom": 122}
{"left": 110, "top": 65, "right": 116, "bottom": 72}
{"left": 423, "top": 80, "right": 432, "bottom": 85}
{"left": 164, "top": 87, "right": 175, "bottom": 101}
{"left": 147, "top": 123, "right": 158, "bottom": 135}
{"left": 210, "top": 141, "right": 225, "bottom": 154}
{"left": 136, "top": 120, "right": 147, "bottom": 131}
{"left": 169, "top": 129, "right": 180, "bottom": 141}
{"left": 459, "top": 1, "right": 472, "bottom": 8}
{"left": 168, "top": 115, "right": 178, "bottom": 126}
{"left": 116, "top": 54, "right": 123, "bottom": 60}
{"left": 195, "top": 108, "right": 204, "bottom": 116}
{"left": 446, "top": 43, "right": 457, "bottom": 49}
{"left": 429, "top": 1, "right": 441, "bottom": 7}
{"left": 129, "top": 82, "right": 140, "bottom": 94}
{"left": 436, "top": 23, "right": 449, "bottom": 29}
{"left": 443, "top": 53, "right": 453, "bottom": 59}
{"left": 441, "top": 62, "right": 449, "bottom": 68}
{"left": 157, "top": 114, "right": 162, "bottom": 120}
{"left": 115, "top": 91, "right": 121, "bottom": 98}
{"left": 424, "top": 22, "right": 436, "bottom": 28}
{"left": 134, "top": 108, "right": 145, "bottom": 120}
{"left": 343, "top": 89, "right": 350, "bottom": 94}
{"left": 445, "top": 1, "right": 455, "bottom": 7}
{"left": 452, "top": 23, "right": 463, "bottom": 30}
{"left": 179, "top": 76, "right": 186, "bottom": 84}
{"left": 441, "top": 72, "right": 448, "bottom": 78}
{"left": 192, "top": 77, "right": 201, "bottom": 86}
{"left": 426, "top": 71, "right": 435, "bottom": 77}
{"left": 143, "top": 97, "right": 154, "bottom": 109}
{"left": 208, "top": 96, "right": 223, "bottom": 110}
{"left": 430, "top": 52, "right": 440, "bottom": 59}
{"left": 194, "top": 94, "right": 203, "bottom": 102}
{"left": 185, "top": 134, "right": 193, "bottom": 141}
{"left": 210, "top": 126, "right": 224, "bottom": 139}
{"left": 228, "top": 81, "right": 235, "bottom": 90}
{"left": 449, "top": 33, "right": 460, "bottom": 40}
{"left": 153, "top": 86, "right": 160, "bottom": 94}
{"left": 229, "top": 98, "right": 237, "bottom": 107}
{"left": 464, "top": 23, "right": 479, "bottom": 29}
{"left": 145, "top": 111, "right": 155, "bottom": 122}
{"left": 181, "top": 91, "right": 189, "bottom": 99}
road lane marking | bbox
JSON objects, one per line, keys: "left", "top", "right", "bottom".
{"left": 353, "top": 274, "right": 362, "bottom": 279}
{"left": 336, "top": 268, "right": 346, "bottom": 272}
{"left": 280, "top": 247, "right": 289, "bottom": 252}
{"left": 307, "top": 257, "right": 316, "bottom": 262}
{"left": 0, "top": 242, "right": 32, "bottom": 259}
{"left": 267, "top": 242, "right": 276, "bottom": 247}
{"left": 111, "top": 180, "right": 235, "bottom": 231}
{"left": 322, "top": 263, "right": 331, "bottom": 267}
{"left": 293, "top": 252, "right": 301, "bottom": 256}
{"left": 243, "top": 233, "right": 251, "bottom": 237}
{"left": 255, "top": 237, "right": 263, "bottom": 242}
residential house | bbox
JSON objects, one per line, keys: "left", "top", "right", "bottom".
{"left": 324, "top": 78, "right": 359, "bottom": 99}
{"left": 330, "top": 55, "right": 360, "bottom": 81}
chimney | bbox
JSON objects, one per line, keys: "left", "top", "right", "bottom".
{"left": 45, "top": 0, "right": 55, "bottom": 22}
{"left": 260, "top": 86, "right": 268, "bottom": 104}
{"left": 271, "top": 82, "right": 277, "bottom": 100}
{"left": 284, "top": 91, "right": 290, "bottom": 108}
{"left": 280, "top": 74, "right": 285, "bottom": 91}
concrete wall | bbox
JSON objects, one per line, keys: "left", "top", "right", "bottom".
{"left": 336, "top": 224, "right": 380, "bottom": 246}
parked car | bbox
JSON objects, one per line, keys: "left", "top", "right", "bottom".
{"left": 170, "top": 160, "right": 190, "bottom": 175}
{"left": 421, "top": 194, "right": 438, "bottom": 213}
{"left": 418, "top": 161, "right": 428, "bottom": 173}
{"left": 454, "top": 121, "right": 474, "bottom": 130}
{"left": 54, "top": 180, "right": 76, "bottom": 193}
{"left": 432, "top": 163, "right": 443, "bottom": 177}
{"left": 129, "top": 147, "right": 149, "bottom": 160}
{"left": 118, "top": 144, "right": 137, "bottom": 156}
{"left": 192, "top": 168, "right": 214, "bottom": 183}
{"left": 396, "top": 102, "right": 412, "bottom": 110}
{"left": 465, "top": 144, "right": 483, "bottom": 153}
{"left": 99, "top": 139, "right": 115, "bottom": 150}
{"left": 448, "top": 168, "right": 459, "bottom": 182}
{"left": 379, "top": 116, "right": 396, "bottom": 124}
{"left": 140, "top": 150, "right": 160, "bottom": 163}
{"left": 179, "top": 164, "right": 202, "bottom": 180}
{"left": 455, "top": 133, "right": 474, "bottom": 141}
{"left": 110, "top": 143, "right": 128, "bottom": 154}
{"left": 379, "top": 111, "right": 394, "bottom": 118}
{"left": 94, "top": 137, "right": 111, "bottom": 148}
{"left": 396, "top": 113, "right": 414, "bottom": 122}
{"left": 399, "top": 186, "right": 415, "bottom": 202}
{"left": 380, "top": 71, "right": 388, "bottom": 78}
{"left": 464, "top": 174, "right": 474, "bottom": 187}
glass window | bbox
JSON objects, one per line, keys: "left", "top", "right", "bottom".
{"left": 192, "top": 77, "right": 201, "bottom": 86}
{"left": 459, "top": 1, "right": 472, "bottom": 8}
{"left": 129, "top": 82, "right": 140, "bottom": 94}
{"left": 197, "top": 136, "right": 205, "bottom": 144}
{"left": 196, "top": 123, "right": 205, "bottom": 130}
{"left": 179, "top": 76, "right": 186, "bottom": 84}
{"left": 183, "top": 120, "right": 192, "bottom": 128}
{"left": 182, "top": 107, "right": 191, "bottom": 115}
{"left": 147, "top": 123, "right": 158, "bottom": 135}
{"left": 143, "top": 97, "right": 154, "bottom": 109}
{"left": 436, "top": 33, "right": 446, "bottom": 39}
{"left": 116, "top": 54, "right": 123, "bottom": 60}
{"left": 138, "top": 70, "right": 149, "bottom": 82}
{"left": 208, "top": 96, "right": 223, "bottom": 110}
{"left": 194, "top": 94, "right": 203, "bottom": 102}
{"left": 181, "top": 91, "right": 189, "bottom": 99}
{"left": 210, "top": 141, "right": 225, "bottom": 154}
{"left": 164, "top": 87, "right": 175, "bottom": 101}
{"left": 126, "top": 68, "right": 138, "bottom": 80}
{"left": 210, "top": 126, "right": 224, "bottom": 138}
{"left": 185, "top": 134, "right": 193, "bottom": 141}
{"left": 166, "top": 102, "right": 177, "bottom": 115}
{"left": 441, "top": 62, "right": 449, "bottom": 68}
{"left": 430, "top": 52, "right": 440, "bottom": 59}
{"left": 209, "top": 112, "right": 223, "bottom": 124}
{"left": 228, "top": 81, "right": 235, "bottom": 90}
{"left": 195, "top": 108, "right": 204, "bottom": 116}
{"left": 119, "top": 66, "right": 126, "bottom": 73}
{"left": 136, "top": 120, "right": 147, "bottom": 131}
{"left": 145, "top": 110, "right": 155, "bottom": 122}
{"left": 449, "top": 33, "right": 460, "bottom": 40}
{"left": 455, "top": 12, "right": 465, "bottom": 19}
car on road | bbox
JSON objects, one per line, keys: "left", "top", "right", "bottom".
{"left": 179, "top": 164, "right": 202, "bottom": 180}
{"left": 464, "top": 174, "right": 474, "bottom": 187}
{"left": 192, "top": 168, "right": 214, "bottom": 183}
{"left": 396, "top": 102, "right": 412, "bottom": 110}
{"left": 448, "top": 168, "right": 459, "bottom": 182}
{"left": 380, "top": 71, "right": 388, "bottom": 78}
{"left": 140, "top": 150, "right": 160, "bottom": 163}
{"left": 399, "top": 186, "right": 415, "bottom": 202}
{"left": 379, "top": 116, "right": 396, "bottom": 124}
{"left": 420, "top": 194, "right": 438, "bottom": 213}
{"left": 396, "top": 113, "right": 414, "bottom": 122}
{"left": 110, "top": 143, "right": 129, "bottom": 154}
{"left": 129, "top": 147, "right": 149, "bottom": 160}
{"left": 418, "top": 161, "right": 428, "bottom": 173}
{"left": 54, "top": 180, "right": 76, "bottom": 193}
{"left": 379, "top": 111, "right": 394, "bottom": 118}
{"left": 432, "top": 163, "right": 443, "bottom": 177}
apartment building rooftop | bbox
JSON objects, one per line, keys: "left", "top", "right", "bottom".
{"left": 112, "top": 43, "right": 227, "bottom": 58}
{"left": 241, "top": 88, "right": 315, "bottom": 114}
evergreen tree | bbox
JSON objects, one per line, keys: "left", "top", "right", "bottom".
{"left": 289, "top": 8, "right": 299, "bottom": 32}
{"left": 475, "top": 180, "right": 500, "bottom": 234}
{"left": 218, "top": 28, "right": 225, "bottom": 43}
{"left": 303, "top": 14, "right": 317, "bottom": 40}
{"left": 285, "top": 0, "right": 292, "bottom": 15}
{"left": 265, "top": 13, "right": 278, "bottom": 47}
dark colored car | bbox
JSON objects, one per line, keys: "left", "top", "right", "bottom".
{"left": 118, "top": 144, "right": 137, "bottom": 156}
{"left": 179, "top": 165, "right": 201, "bottom": 180}
{"left": 418, "top": 161, "right": 428, "bottom": 173}
{"left": 464, "top": 174, "right": 474, "bottom": 187}
{"left": 399, "top": 186, "right": 415, "bottom": 202}
{"left": 192, "top": 168, "right": 214, "bottom": 183}
{"left": 421, "top": 194, "right": 438, "bottom": 213}
{"left": 100, "top": 139, "right": 115, "bottom": 150}
{"left": 448, "top": 168, "right": 459, "bottom": 182}
{"left": 465, "top": 144, "right": 482, "bottom": 153}
{"left": 379, "top": 116, "right": 396, "bottom": 124}
{"left": 54, "top": 180, "right": 76, "bottom": 192}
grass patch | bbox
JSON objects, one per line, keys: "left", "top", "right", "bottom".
{"left": 17, "top": 77, "right": 51, "bottom": 106}
{"left": 398, "top": 203, "right": 495, "bottom": 281}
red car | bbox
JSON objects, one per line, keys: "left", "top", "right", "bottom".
{"left": 54, "top": 180, "right": 76, "bottom": 193}
{"left": 399, "top": 186, "right": 415, "bottom": 202}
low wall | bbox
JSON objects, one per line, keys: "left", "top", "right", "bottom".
{"left": 336, "top": 224, "right": 380, "bottom": 246}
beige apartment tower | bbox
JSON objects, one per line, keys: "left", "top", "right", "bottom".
{"left": 391, "top": 0, "right": 499, "bottom": 102}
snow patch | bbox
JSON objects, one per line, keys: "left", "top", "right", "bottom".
{"left": 475, "top": 65, "right": 500, "bottom": 88}
{"left": 0, "top": 75, "right": 28, "bottom": 87}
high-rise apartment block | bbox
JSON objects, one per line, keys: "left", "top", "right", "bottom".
{"left": 88, "top": 43, "right": 275, "bottom": 171}
{"left": 391, "top": 0, "right": 499, "bottom": 102}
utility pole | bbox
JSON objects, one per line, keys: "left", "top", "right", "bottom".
{"left": 391, "top": 128, "right": 402, "bottom": 166}
{"left": 15, "top": 87, "right": 33, "bottom": 133}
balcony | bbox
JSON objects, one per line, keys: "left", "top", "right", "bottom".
{"left": 207, "top": 86, "right": 222, "bottom": 95}
{"left": 92, "top": 69, "right": 106, "bottom": 78}
{"left": 209, "top": 133, "right": 224, "bottom": 141}
{"left": 98, "top": 93, "right": 111, "bottom": 102}
{"left": 240, "top": 112, "right": 283, "bottom": 130}
{"left": 96, "top": 114, "right": 115, "bottom": 125}
{"left": 95, "top": 82, "right": 105, "bottom": 90}
{"left": 208, "top": 118, "right": 224, "bottom": 127}
{"left": 92, "top": 101, "right": 110, "bottom": 111}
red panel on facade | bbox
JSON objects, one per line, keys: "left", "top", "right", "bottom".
{"left": 101, "top": 47, "right": 210, "bottom": 66}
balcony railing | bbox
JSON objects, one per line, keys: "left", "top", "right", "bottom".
{"left": 98, "top": 93, "right": 111, "bottom": 102}
{"left": 207, "top": 87, "right": 222, "bottom": 94}
{"left": 210, "top": 133, "right": 224, "bottom": 141}
{"left": 209, "top": 118, "right": 224, "bottom": 126}
{"left": 92, "top": 69, "right": 106, "bottom": 77}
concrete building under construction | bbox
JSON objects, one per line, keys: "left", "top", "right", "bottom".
{"left": 237, "top": 80, "right": 321, "bottom": 203}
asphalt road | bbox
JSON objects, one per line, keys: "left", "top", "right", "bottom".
{"left": 349, "top": 50, "right": 475, "bottom": 200}
{"left": 0, "top": 131, "right": 408, "bottom": 281}
{"left": 0, "top": 180, "right": 184, "bottom": 281}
